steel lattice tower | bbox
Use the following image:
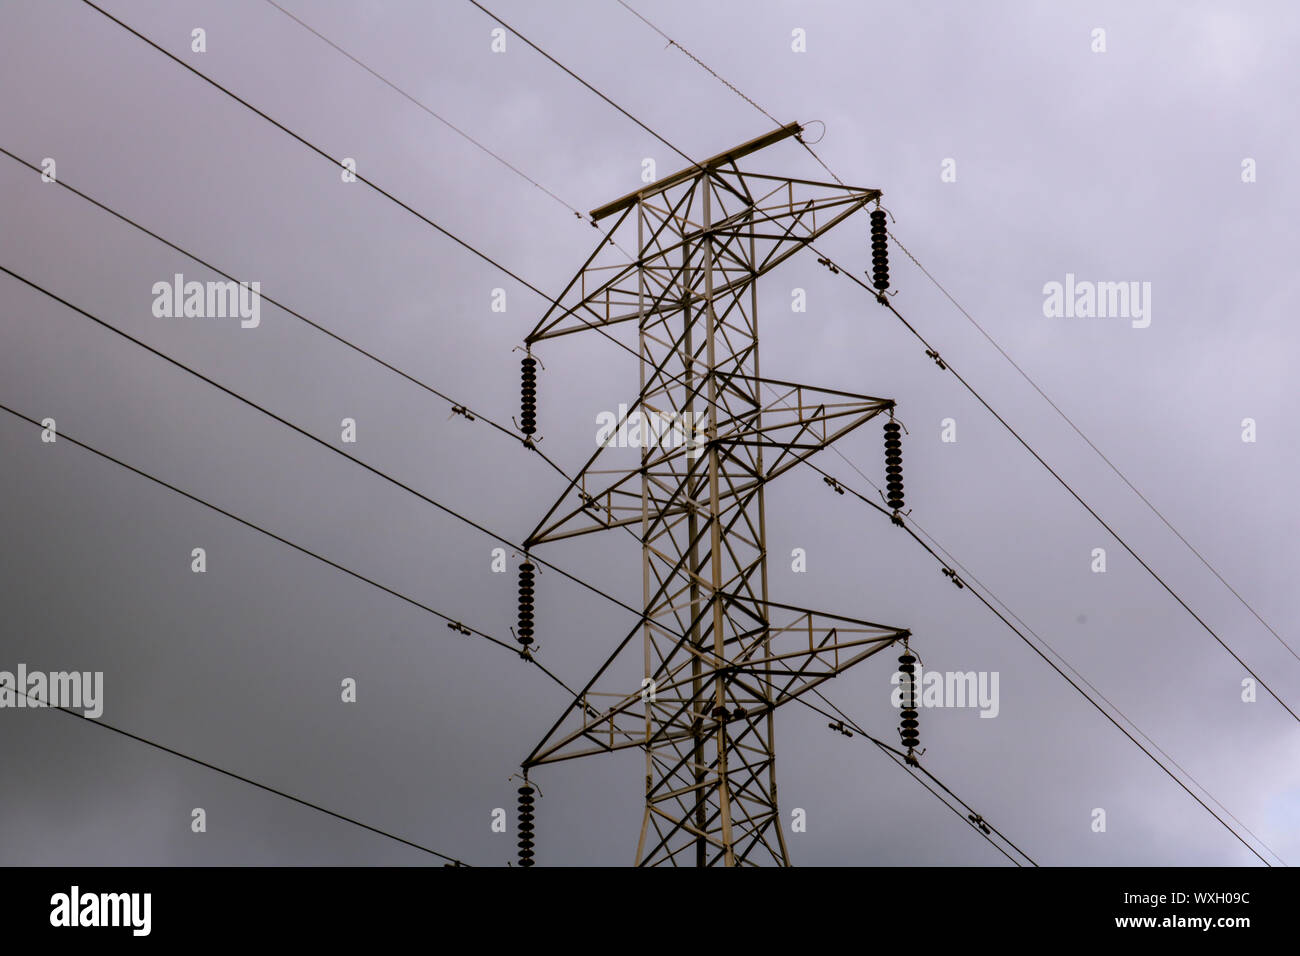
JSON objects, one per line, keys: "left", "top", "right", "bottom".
{"left": 520, "top": 124, "right": 909, "bottom": 866}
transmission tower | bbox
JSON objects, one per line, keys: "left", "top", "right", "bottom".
{"left": 516, "top": 123, "right": 911, "bottom": 866}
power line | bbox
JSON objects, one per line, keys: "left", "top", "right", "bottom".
{"left": 803, "top": 441, "right": 1285, "bottom": 864}
{"left": 470, "top": 1, "right": 1284, "bottom": 862}
{"left": 885, "top": 232, "right": 1300, "bottom": 666}
{"left": 607, "top": 0, "right": 1300, "bottom": 764}
{"left": 76, "top": 0, "right": 651, "bottom": 375}
{"left": 397, "top": 13, "right": 1024, "bottom": 853}
{"left": 0, "top": 262, "right": 653, "bottom": 629}
{"left": 8, "top": 0, "right": 1011, "bottom": 867}
{"left": 818, "top": 263, "right": 1300, "bottom": 726}
{"left": 461, "top": 0, "right": 1286, "bottom": 864}
{"left": 612, "top": 0, "right": 783, "bottom": 128}
{"left": 259, "top": 0, "right": 635, "bottom": 261}
{"left": 810, "top": 687, "right": 1032, "bottom": 860}
{"left": 6, "top": 683, "right": 469, "bottom": 865}
{"left": 67, "top": 0, "right": 1279, "bottom": 863}
{"left": 79, "top": 0, "right": 764, "bottom": 521}
{"left": 903, "top": 507, "right": 1289, "bottom": 867}
{"left": 261, "top": 0, "right": 581, "bottom": 218}
{"left": 806, "top": 461, "right": 1280, "bottom": 866}
{"left": 3, "top": 387, "right": 643, "bottom": 851}
{"left": 217, "top": 1, "right": 806, "bottom": 484}
{"left": 6, "top": 79, "right": 739, "bottom": 723}
{"left": 792, "top": 693, "right": 1035, "bottom": 867}
{"left": 3, "top": 143, "right": 686, "bottom": 686}
{"left": 65, "top": 13, "right": 1042, "bottom": 858}
{"left": 0, "top": 145, "right": 581, "bottom": 492}
{"left": 0, "top": 400, "right": 581, "bottom": 700}
{"left": 75, "top": 0, "right": 538, "bottom": 300}
{"left": 466, "top": 1, "right": 699, "bottom": 177}
{"left": 81, "top": 0, "right": 735, "bottom": 471}
{"left": 607, "top": 0, "right": 1298, "bottom": 670}
{"left": 1, "top": 401, "right": 973, "bottom": 864}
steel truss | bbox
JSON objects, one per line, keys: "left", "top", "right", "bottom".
{"left": 522, "top": 124, "right": 909, "bottom": 866}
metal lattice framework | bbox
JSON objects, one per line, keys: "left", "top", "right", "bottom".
{"left": 521, "top": 124, "right": 909, "bottom": 866}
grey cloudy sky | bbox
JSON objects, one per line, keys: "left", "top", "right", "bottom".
{"left": 1, "top": 0, "right": 1297, "bottom": 866}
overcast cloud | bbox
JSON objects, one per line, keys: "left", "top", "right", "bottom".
{"left": 1, "top": 0, "right": 1297, "bottom": 866}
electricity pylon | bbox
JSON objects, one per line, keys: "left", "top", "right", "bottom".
{"left": 519, "top": 123, "right": 909, "bottom": 866}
